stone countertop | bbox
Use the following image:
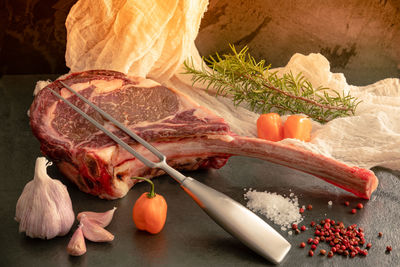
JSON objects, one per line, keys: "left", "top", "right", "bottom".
{"left": 1, "top": 75, "right": 399, "bottom": 266}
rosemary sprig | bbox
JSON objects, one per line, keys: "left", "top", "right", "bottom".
{"left": 183, "top": 45, "right": 361, "bottom": 123}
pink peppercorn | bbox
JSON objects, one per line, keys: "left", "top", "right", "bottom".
{"left": 298, "top": 218, "right": 372, "bottom": 260}
{"left": 309, "top": 250, "right": 314, "bottom": 256}
{"left": 299, "top": 208, "right": 305, "bottom": 213}
{"left": 300, "top": 242, "right": 306, "bottom": 248}
{"left": 301, "top": 225, "right": 306, "bottom": 231}
{"left": 344, "top": 201, "right": 350, "bottom": 206}
{"left": 351, "top": 209, "right": 357, "bottom": 214}
{"left": 292, "top": 223, "right": 298, "bottom": 230}
{"left": 386, "top": 246, "right": 392, "bottom": 252}
{"left": 356, "top": 203, "right": 364, "bottom": 209}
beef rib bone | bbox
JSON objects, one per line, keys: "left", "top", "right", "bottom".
{"left": 29, "top": 70, "right": 378, "bottom": 199}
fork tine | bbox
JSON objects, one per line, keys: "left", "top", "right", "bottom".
{"left": 48, "top": 85, "right": 161, "bottom": 168}
{"left": 59, "top": 81, "right": 166, "bottom": 161}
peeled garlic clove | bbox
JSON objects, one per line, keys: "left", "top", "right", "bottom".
{"left": 80, "top": 215, "right": 114, "bottom": 242}
{"left": 15, "top": 157, "right": 75, "bottom": 239}
{"left": 77, "top": 207, "right": 117, "bottom": 228}
{"left": 67, "top": 224, "right": 86, "bottom": 256}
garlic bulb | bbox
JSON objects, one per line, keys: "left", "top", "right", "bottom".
{"left": 15, "top": 157, "right": 75, "bottom": 239}
{"left": 77, "top": 207, "right": 117, "bottom": 228}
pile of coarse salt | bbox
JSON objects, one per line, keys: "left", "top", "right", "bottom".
{"left": 244, "top": 189, "right": 303, "bottom": 231}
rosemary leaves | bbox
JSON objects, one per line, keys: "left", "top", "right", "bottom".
{"left": 183, "top": 45, "right": 361, "bottom": 123}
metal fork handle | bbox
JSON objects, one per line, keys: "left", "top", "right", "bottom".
{"left": 181, "top": 177, "right": 291, "bottom": 264}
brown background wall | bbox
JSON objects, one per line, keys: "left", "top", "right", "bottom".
{"left": 1, "top": 0, "right": 399, "bottom": 85}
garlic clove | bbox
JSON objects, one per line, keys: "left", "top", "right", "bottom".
{"left": 15, "top": 157, "right": 75, "bottom": 239}
{"left": 67, "top": 224, "right": 86, "bottom": 256}
{"left": 77, "top": 207, "right": 117, "bottom": 228}
{"left": 80, "top": 215, "right": 114, "bottom": 242}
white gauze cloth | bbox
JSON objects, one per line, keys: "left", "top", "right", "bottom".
{"left": 65, "top": 0, "right": 208, "bottom": 82}
{"left": 64, "top": 0, "right": 400, "bottom": 171}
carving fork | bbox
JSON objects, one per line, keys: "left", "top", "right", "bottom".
{"left": 47, "top": 81, "right": 291, "bottom": 264}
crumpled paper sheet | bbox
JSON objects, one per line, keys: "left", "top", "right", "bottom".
{"left": 64, "top": 0, "right": 400, "bottom": 171}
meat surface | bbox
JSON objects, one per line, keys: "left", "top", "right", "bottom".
{"left": 29, "top": 70, "right": 378, "bottom": 199}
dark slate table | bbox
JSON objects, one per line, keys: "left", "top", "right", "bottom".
{"left": 1, "top": 75, "right": 399, "bottom": 266}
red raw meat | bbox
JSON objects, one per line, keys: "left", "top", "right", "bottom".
{"left": 29, "top": 70, "right": 378, "bottom": 199}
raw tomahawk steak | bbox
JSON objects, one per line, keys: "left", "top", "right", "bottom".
{"left": 30, "top": 70, "right": 378, "bottom": 199}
